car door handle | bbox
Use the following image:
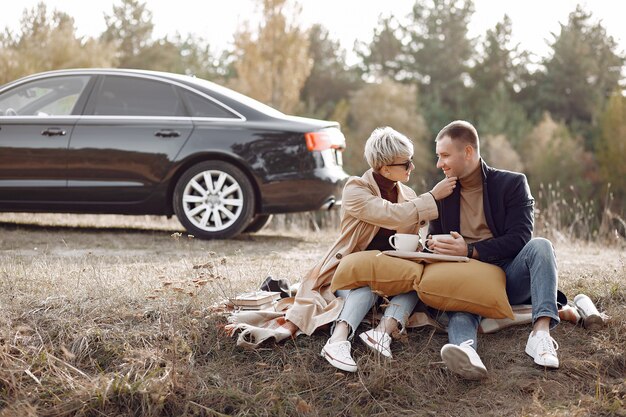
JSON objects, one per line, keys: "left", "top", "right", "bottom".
{"left": 41, "top": 128, "right": 67, "bottom": 136}
{"left": 155, "top": 130, "right": 180, "bottom": 138}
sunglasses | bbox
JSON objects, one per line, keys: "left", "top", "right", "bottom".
{"left": 387, "top": 159, "right": 414, "bottom": 171}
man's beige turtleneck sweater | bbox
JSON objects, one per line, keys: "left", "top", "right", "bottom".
{"left": 460, "top": 164, "right": 493, "bottom": 244}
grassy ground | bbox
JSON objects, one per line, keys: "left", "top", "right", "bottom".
{"left": 0, "top": 213, "right": 624, "bottom": 416}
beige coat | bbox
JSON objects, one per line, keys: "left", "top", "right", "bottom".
{"left": 285, "top": 169, "right": 438, "bottom": 335}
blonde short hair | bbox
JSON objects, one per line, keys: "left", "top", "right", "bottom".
{"left": 364, "top": 127, "right": 414, "bottom": 170}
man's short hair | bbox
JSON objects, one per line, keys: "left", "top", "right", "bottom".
{"left": 435, "top": 120, "right": 480, "bottom": 150}
{"left": 364, "top": 126, "right": 414, "bottom": 170}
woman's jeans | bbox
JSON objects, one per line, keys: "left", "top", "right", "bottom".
{"left": 448, "top": 238, "right": 560, "bottom": 349}
{"left": 333, "top": 286, "right": 419, "bottom": 339}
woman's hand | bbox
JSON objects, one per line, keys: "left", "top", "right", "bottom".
{"left": 430, "top": 176, "right": 457, "bottom": 201}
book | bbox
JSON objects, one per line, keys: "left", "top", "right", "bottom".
{"left": 237, "top": 301, "right": 276, "bottom": 311}
{"left": 230, "top": 291, "right": 282, "bottom": 307}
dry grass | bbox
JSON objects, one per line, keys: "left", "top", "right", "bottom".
{"left": 534, "top": 182, "right": 626, "bottom": 245}
{"left": 0, "top": 213, "right": 625, "bottom": 416}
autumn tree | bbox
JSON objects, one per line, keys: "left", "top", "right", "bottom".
{"left": 520, "top": 112, "right": 591, "bottom": 197}
{"left": 596, "top": 90, "right": 626, "bottom": 212}
{"left": 0, "top": 2, "right": 115, "bottom": 84}
{"left": 230, "top": 0, "right": 311, "bottom": 113}
{"left": 480, "top": 134, "right": 524, "bottom": 173}
{"left": 346, "top": 78, "right": 433, "bottom": 190}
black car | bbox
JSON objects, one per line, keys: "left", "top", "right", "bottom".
{"left": 0, "top": 69, "right": 348, "bottom": 238}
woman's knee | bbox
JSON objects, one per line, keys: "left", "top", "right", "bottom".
{"left": 342, "top": 286, "right": 377, "bottom": 307}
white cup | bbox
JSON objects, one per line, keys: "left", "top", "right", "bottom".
{"left": 388, "top": 233, "right": 421, "bottom": 252}
{"left": 431, "top": 233, "right": 453, "bottom": 242}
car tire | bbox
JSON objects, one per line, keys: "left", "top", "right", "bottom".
{"left": 243, "top": 214, "right": 273, "bottom": 233}
{"left": 173, "top": 161, "right": 255, "bottom": 239}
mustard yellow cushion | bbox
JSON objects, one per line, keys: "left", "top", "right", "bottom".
{"left": 415, "top": 260, "right": 514, "bottom": 319}
{"left": 330, "top": 250, "right": 424, "bottom": 297}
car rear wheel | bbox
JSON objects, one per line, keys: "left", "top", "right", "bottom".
{"left": 243, "top": 214, "right": 273, "bottom": 233}
{"left": 173, "top": 161, "right": 255, "bottom": 239}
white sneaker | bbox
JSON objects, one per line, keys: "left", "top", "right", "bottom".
{"left": 320, "top": 340, "right": 357, "bottom": 372}
{"left": 574, "top": 294, "right": 606, "bottom": 330}
{"left": 440, "top": 340, "right": 488, "bottom": 380}
{"left": 359, "top": 329, "right": 392, "bottom": 358}
{"left": 525, "top": 330, "right": 559, "bottom": 368}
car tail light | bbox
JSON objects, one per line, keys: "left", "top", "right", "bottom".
{"left": 305, "top": 128, "right": 346, "bottom": 152}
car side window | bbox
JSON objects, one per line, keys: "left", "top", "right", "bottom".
{"left": 0, "top": 75, "right": 90, "bottom": 116}
{"left": 93, "top": 76, "right": 185, "bottom": 117}
{"left": 180, "top": 89, "right": 238, "bottom": 118}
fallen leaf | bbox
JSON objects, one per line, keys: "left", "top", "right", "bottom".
{"left": 60, "top": 346, "right": 75, "bottom": 360}
{"left": 295, "top": 399, "right": 312, "bottom": 413}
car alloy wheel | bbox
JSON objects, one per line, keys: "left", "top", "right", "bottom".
{"left": 174, "top": 161, "right": 254, "bottom": 239}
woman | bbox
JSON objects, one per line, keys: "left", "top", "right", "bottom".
{"left": 287, "top": 126, "right": 456, "bottom": 372}
{"left": 227, "top": 127, "right": 456, "bottom": 368}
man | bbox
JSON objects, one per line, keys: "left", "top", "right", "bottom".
{"left": 426, "top": 120, "right": 560, "bottom": 380}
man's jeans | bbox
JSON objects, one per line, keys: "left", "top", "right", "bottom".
{"left": 333, "top": 286, "right": 419, "bottom": 339}
{"left": 447, "top": 237, "right": 560, "bottom": 348}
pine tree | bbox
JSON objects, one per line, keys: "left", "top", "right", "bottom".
{"left": 300, "top": 24, "right": 362, "bottom": 120}
{"left": 101, "top": 0, "right": 154, "bottom": 68}
{"left": 355, "top": 16, "right": 407, "bottom": 82}
{"left": 404, "top": 0, "right": 476, "bottom": 135}
{"left": 470, "top": 15, "right": 532, "bottom": 149}
{"left": 531, "top": 6, "right": 624, "bottom": 148}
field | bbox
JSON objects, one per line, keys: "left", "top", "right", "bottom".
{"left": 0, "top": 213, "right": 624, "bottom": 416}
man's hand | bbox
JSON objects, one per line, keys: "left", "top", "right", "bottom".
{"left": 426, "top": 231, "right": 467, "bottom": 256}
